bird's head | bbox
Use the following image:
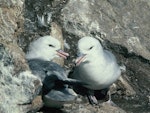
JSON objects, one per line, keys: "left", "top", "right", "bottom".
{"left": 26, "top": 36, "right": 69, "bottom": 61}
{"left": 75, "top": 36, "right": 103, "bottom": 65}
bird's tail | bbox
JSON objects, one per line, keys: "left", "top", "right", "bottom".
{"left": 57, "top": 78, "right": 87, "bottom": 86}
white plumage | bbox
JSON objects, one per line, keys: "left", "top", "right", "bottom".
{"left": 26, "top": 35, "right": 78, "bottom": 108}
{"left": 71, "top": 36, "right": 121, "bottom": 104}
{"left": 26, "top": 35, "right": 69, "bottom": 61}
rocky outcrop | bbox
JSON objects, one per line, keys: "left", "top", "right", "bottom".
{"left": 0, "top": 0, "right": 150, "bottom": 113}
{"left": 60, "top": 1, "right": 150, "bottom": 112}
{"left": 0, "top": 0, "right": 42, "bottom": 113}
{"left": 0, "top": 44, "right": 42, "bottom": 113}
{"left": 61, "top": 0, "right": 150, "bottom": 60}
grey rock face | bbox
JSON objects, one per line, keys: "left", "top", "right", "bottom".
{"left": 0, "top": 0, "right": 150, "bottom": 113}
{"left": 0, "top": 0, "right": 24, "bottom": 42}
{"left": 59, "top": 0, "right": 150, "bottom": 112}
{"left": 0, "top": 44, "right": 42, "bottom": 113}
{"left": 61, "top": 0, "right": 150, "bottom": 60}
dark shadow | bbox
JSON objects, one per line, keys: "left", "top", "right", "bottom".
{"left": 38, "top": 106, "right": 65, "bottom": 113}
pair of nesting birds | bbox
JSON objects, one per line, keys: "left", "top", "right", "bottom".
{"left": 26, "top": 35, "right": 121, "bottom": 107}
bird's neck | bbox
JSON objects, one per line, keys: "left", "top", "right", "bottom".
{"left": 87, "top": 51, "right": 105, "bottom": 63}
{"left": 26, "top": 52, "right": 53, "bottom": 61}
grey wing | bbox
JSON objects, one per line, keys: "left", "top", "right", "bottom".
{"left": 104, "top": 50, "right": 121, "bottom": 76}
{"left": 28, "top": 59, "right": 85, "bottom": 93}
{"left": 45, "top": 62, "right": 86, "bottom": 85}
{"left": 28, "top": 59, "right": 67, "bottom": 81}
{"left": 28, "top": 59, "right": 48, "bottom": 81}
{"left": 104, "top": 50, "right": 117, "bottom": 63}
{"left": 42, "top": 88, "right": 77, "bottom": 108}
{"left": 45, "top": 61, "right": 67, "bottom": 80}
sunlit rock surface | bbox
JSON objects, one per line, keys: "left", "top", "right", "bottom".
{"left": 0, "top": 0, "right": 150, "bottom": 113}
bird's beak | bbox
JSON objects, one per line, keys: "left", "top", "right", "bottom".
{"left": 57, "top": 49, "right": 69, "bottom": 59}
{"left": 75, "top": 54, "right": 86, "bottom": 66}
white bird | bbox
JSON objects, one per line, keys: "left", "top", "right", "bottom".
{"left": 70, "top": 36, "right": 121, "bottom": 105}
{"left": 26, "top": 35, "right": 81, "bottom": 108}
{"left": 26, "top": 35, "right": 69, "bottom": 61}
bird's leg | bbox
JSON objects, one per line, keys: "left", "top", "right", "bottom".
{"left": 87, "top": 89, "right": 98, "bottom": 105}
{"left": 105, "top": 90, "right": 117, "bottom": 107}
{"left": 106, "top": 90, "right": 112, "bottom": 103}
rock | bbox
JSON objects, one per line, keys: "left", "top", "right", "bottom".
{"left": 28, "top": 96, "right": 44, "bottom": 113}
{"left": 59, "top": 0, "right": 150, "bottom": 112}
{"left": 0, "top": 0, "right": 150, "bottom": 112}
{"left": 117, "top": 75, "right": 136, "bottom": 96}
{"left": 61, "top": 102, "right": 126, "bottom": 113}
{"left": 51, "top": 22, "right": 65, "bottom": 66}
{"left": 1, "top": 40, "right": 29, "bottom": 74}
{"left": 0, "top": 44, "right": 42, "bottom": 113}
{"left": 61, "top": 0, "right": 150, "bottom": 60}
{"left": 0, "top": 0, "right": 24, "bottom": 42}
{"left": 99, "top": 103, "right": 126, "bottom": 113}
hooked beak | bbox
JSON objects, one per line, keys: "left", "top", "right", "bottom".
{"left": 57, "top": 49, "right": 69, "bottom": 59}
{"left": 75, "top": 54, "right": 86, "bottom": 66}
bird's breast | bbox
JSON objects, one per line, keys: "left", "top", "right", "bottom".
{"left": 74, "top": 60, "right": 121, "bottom": 90}
{"left": 76, "top": 63, "right": 105, "bottom": 82}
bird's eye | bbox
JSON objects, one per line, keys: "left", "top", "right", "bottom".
{"left": 89, "top": 46, "right": 93, "bottom": 50}
{"left": 49, "top": 44, "right": 55, "bottom": 47}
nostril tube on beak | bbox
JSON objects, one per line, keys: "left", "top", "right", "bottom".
{"left": 57, "top": 49, "right": 69, "bottom": 59}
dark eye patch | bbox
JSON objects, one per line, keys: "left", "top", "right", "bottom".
{"left": 89, "top": 46, "right": 93, "bottom": 50}
{"left": 49, "top": 44, "right": 55, "bottom": 47}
